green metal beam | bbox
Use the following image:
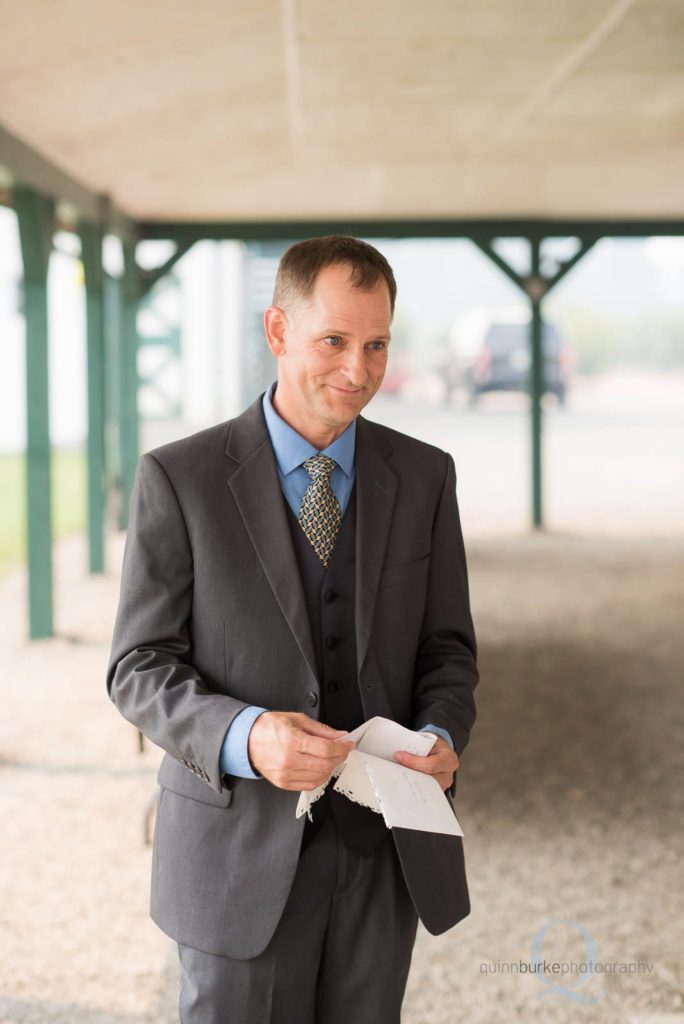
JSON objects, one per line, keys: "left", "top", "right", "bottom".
{"left": 79, "top": 219, "right": 106, "bottom": 573}
{"left": 3, "top": 125, "right": 682, "bottom": 246}
{"left": 139, "top": 240, "right": 195, "bottom": 297}
{"left": 472, "top": 239, "right": 527, "bottom": 291}
{"left": 138, "top": 218, "right": 684, "bottom": 243}
{"left": 14, "top": 185, "right": 54, "bottom": 638}
{"left": 0, "top": 123, "right": 136, "bottom": 242}
{"left": 118, "top": 240, "right": 141, "bottom": 528}
{"left": 543, "top": 237, "right": 599, "bottom": 293}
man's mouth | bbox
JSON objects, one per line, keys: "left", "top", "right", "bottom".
{"left": 328, "top": 384, "right": 365, "bottom": 395}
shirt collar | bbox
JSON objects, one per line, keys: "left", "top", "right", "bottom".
{"left": 262, "top": 381, "right": 356, "bottom": 477}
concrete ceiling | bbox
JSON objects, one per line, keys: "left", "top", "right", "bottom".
{"left": 0, "top": 0, "right": 683, "bottom": 222}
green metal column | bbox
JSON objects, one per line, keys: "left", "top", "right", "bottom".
{"left": 119, "top": 239, "right": 141, "bottom": 528}
{"left": 104, "top": 267, "right": 122, "bottom": 524}
{"left": 528, "top": 239, "right": 544, "bottom": 528}
{"left": 79, "top": 220, "right": 106, "bottom": 572}
{"left": 528, "top": 238, "right": 544, "bottom": 528}
{"left": 14, "top": 185, "right": 54, "bottom": 638}
{"left": 476, "top": 232, "right": 597, "bottom": 530}
{"left": 530, "top": 297, "right": 544, "bottom": 527}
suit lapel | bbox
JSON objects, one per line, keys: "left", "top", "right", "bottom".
{"left": 354, "top": 415, "right": 397, "bottom": 672}
{"left": 226, "top": 396, "right": 319, "bottom": 686}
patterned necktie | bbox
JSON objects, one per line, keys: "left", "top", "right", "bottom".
{"left": 298, "top": 454, "right": 342, "bottom": 567}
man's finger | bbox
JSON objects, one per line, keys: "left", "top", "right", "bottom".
{"left": 394, "top": 751, "right": 439, "bottom": 774}
{"left": 285, "top": 750, "right": 347, "bottom": 775}
{"left": 282, "top": 767, "right": 335, "bottom": 784}
{"left": 393, "top": 751, "right": 456, "bottom": 792}
{"left": 287, "top": 779, "right": 332, "bottom": 791}
{"left": 296, "top": 732, "right": 355, "bottom": 760}
{"left": 394, "top": 750, "right": 453, "bottom": 774}
{"left": 296, "top": 716, "right": 350, "bottom": 739}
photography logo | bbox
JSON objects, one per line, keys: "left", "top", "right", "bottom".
{"left": 480, "top": 919, "right": 653, "bottom": 1002}
{"left": 529, "top": 919, "right": 604, "bottom": 1004}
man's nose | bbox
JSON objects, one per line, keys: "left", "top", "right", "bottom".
{"left": 341, "top": 347, "right": 368, "bottom": 386}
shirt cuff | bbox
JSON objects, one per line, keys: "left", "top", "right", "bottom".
{"left": 420, "top": 723, "right": 454, "bottom": 750}
{"left": 219, "top": 705, "right": 268, "bottom": 780}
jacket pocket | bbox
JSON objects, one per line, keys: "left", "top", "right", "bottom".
{"left": 157, "top": 754, "right": 233, "bottom": 807}
{"left": 378, "top": 553, "right": 431, "bottom": 590}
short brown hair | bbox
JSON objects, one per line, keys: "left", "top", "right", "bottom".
{"left": 272, "top": 234, "right": 397, "bottom": 319}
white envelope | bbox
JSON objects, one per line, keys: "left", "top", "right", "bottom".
{"left": 295, "top": 716, "right": 464, "bottom": 837}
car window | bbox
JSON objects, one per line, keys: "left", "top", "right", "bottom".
{"left": 485, "top": 322, "right": 561, "bottom": 355}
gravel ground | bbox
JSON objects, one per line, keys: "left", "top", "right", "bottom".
{"left": 0, "top": 529, "right": 682, "bottom": 1024}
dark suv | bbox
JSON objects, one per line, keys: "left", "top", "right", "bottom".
{"left": 443, "top": 318, "right": 573, "bottom": 406}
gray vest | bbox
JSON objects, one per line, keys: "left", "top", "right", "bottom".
{"left": 285, "top": 485, "right": 388, "bottom": 855}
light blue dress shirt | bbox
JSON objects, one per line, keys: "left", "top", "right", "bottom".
{"left": 219, "top": 381, "right": 453, "bottom": 780}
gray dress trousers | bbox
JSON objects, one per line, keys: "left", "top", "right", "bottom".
{"left": 178, "top": 808, "right": 419, "bottom": 1024}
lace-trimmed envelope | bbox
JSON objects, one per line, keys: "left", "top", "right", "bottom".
{"left": 296, "top": 716, "right": 464, "bottom": 837}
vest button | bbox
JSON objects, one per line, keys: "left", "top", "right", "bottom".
{"left": 324, "top": 635, "right": 338, "bottom": 649}
{"left": 324, "top": 588, "right": 337, "bottom": 604}
{"left": 305, "top": 691, "right": 318, "bottom": 707}
{"left": 327, "top": 680, "right": 343, "bottom": 693}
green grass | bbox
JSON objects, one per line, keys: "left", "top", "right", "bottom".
{"left": 0, "top": 447, "right": 87, "bottom": 579}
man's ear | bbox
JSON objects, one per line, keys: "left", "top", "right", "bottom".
{"left": 264, "top": 306, "right": 288, "bottom": 357}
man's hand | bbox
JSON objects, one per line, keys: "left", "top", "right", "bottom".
{"left": 393, "top": 736, "right": 459, "bottom": 791}
{"left": 248, "top": 712, "right": 355, "bottom": 791}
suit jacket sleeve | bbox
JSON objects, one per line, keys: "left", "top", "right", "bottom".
{"left": 412, "top": 451, "right": 479, "bottom": 761}
{"left": 106, "top": 452, "right": 248, "bottom": 793}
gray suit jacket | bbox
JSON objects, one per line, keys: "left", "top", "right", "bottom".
{"left": 107, "top": 392, "right": 478, "bottom": 959}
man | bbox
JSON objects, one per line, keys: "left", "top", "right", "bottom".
{"left": 107, "top": 235, "right": 478, "bottom": 1023}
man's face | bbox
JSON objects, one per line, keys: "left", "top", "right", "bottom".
{"left": 265, "top": 262, "right": 392, "bottom": 442}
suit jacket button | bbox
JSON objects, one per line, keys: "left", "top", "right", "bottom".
{"left": 305, "top": 691, "right": 318, "bottom": 707}
{"left": 324, "top": 635, "right": 338, "bottom": 649}
{"left": 324, "top": 589, "right": 336, "bottom": 604}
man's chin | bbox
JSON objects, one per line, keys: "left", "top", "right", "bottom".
{"left": 323, "top": 388, "right": 369, "bottom": 418}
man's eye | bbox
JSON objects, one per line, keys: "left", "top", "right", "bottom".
{"left": 369, "top": 341, "right": 387, "bottom": 351}
{"left": 324, "top": 336, "right": 342, "bottom": 346}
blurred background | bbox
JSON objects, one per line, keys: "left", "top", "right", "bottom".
{"left": 0, "top": 2, "right": 682, "bottom": 1023}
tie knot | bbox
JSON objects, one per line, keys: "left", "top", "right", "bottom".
{"left": 302, "top": 453, "right": 336, "bottom": 482}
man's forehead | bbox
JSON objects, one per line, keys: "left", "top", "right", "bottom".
{"left": 307, "top": 307, "right": 391, "bottom": 335}
{"left": 308, "top": 280, "right": 391, "bottom": 323}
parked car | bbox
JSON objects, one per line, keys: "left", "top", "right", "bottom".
{"left": 442, "top": 316, "right": 574, "bottom": 406}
